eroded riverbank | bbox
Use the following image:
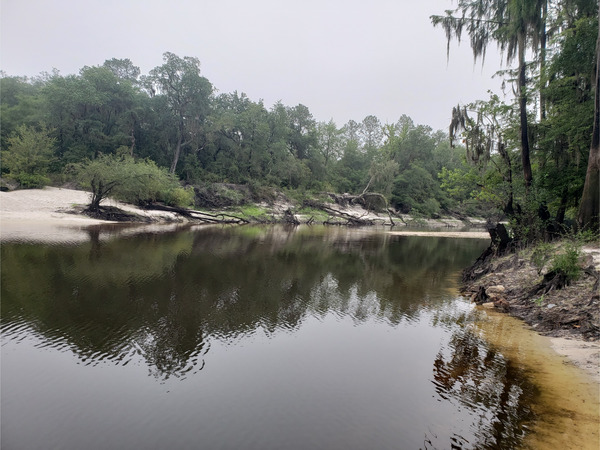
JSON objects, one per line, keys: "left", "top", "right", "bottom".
{"left": 460, "top": 239, "right": 600, "bottom": 385}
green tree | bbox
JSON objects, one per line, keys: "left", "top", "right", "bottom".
{"left": 540, "top": 16, "right": 597, "bottom": 225}
{"left": 42, "top": 67, "right": 139, "bottom": 163}
{"left": 317, "top": 119, "right": 342, "bottom": 167}
{"left": 391, "top": 163, "right": 443, "bottom": 216}
{"left": 145, "top": 52, "right": 213, "bottom": 174}
{"left": 286, "top": 104, "right": 317, "bottom": 161}
{"left": 72, "top": 154, "right": 184, "bottom": 212}
{"left": 197, "top": 92, "right": 274, "bottom": 184}
{"left": 0, "top": 75, "right": 45, "bottom": 150}
{"left": 102, "top": 58, "right": 141, "bottom": 83}
{"left": 359, "top": 115, "right": 383, "bottom": 155}
{"left": 432, "top": 0, "right": 548, "bottom": 188}
{"left": 577, "top": 14, "right": 600, "bottom": 231}
{"left": 1, "top": 125, "right": 55, "bottom": 188}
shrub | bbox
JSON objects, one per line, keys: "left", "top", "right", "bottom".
{"left": 531, "top": 242, "right": 554, "bottom": 275}
{"left": 1, "top": 125, "right": 55, "bottom": 188}
{"left": 10, "top": 172, "right": 51, "bottom": 189}
{"left": 69, "top": 154, "right": 181, "bottom": 211}
{"left": 164, "top": 186, "right": 195, "bottom": 208}
{"left": 549, "top": 241, "right": 581, "bottom": 282}
{"left": 576, "top": 229, "right": 599, "bottom": 244}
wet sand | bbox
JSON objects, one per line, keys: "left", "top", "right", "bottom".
{"left": 475, "top": 308, "right": 599, "bottom": 449}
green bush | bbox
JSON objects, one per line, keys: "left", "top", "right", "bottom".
{"left": 391, "top": 163, "right": 443, "bottom": 217}
{"left": 69, "top": 154, "right": 182, "bottom": 211}
{"left": 164, "top": 186, "right": 195, "bottom": 208}
{"left": 576, "top": 229, "right": 599, "bottom": 244}
{"left": 549, "top": 241, "right": 581, "bottom": 282}
{"left": 10, "top": 172, "right": 51, "bottom": 189}
{"left": 531, "top": 242, "right": 554, "bottom": 275}
{"left": 1, "top": 125, "right": 55, "bottom": 189}
{"left": 417, "top": 197, "right": 441, "bottom": 217}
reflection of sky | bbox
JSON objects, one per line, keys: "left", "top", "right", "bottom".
{"left": 3, "top": 228, "right": 526, "bottom": 449}
{"left": 2, "top": 297, "right": 534, "bottom": 449}
{"left": 2, "top": 304, "right": 474, "bottom": 450}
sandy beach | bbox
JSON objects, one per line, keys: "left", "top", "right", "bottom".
{"left": 0, "top": 187, "right": 182, "bottom": 242}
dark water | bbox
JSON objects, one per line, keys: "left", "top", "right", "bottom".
{"left": 1, "top": 225, "right": 539, "bottom": 450}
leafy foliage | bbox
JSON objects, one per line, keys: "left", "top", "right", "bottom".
{"left": 549, "top": 241, "right": 581, "bottom": 282}
{"left": 2, "top": 8, "right": 598, "bottom": 232}
{"left": 1, "top": 125, "right": 55, "bottom": 188}
{"left": 70, "top": 154, "right": 183, "bottom": 211}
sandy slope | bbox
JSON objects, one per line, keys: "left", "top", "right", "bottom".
{"left": 0, "top": 187, "right": 101, "bottom": 223}
{"left": 0, "top": 187, "right": 181, "bottom": 242}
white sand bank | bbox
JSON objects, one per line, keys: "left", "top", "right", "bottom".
{"left": 0, "top": 187, "right": 182, "bottom": 242}
{"left": 388, "top": 230, "right": 490, "bottom": 239}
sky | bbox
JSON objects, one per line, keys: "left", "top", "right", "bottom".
{"left": 1, "top": 0, "right": 508, "bottom": 132}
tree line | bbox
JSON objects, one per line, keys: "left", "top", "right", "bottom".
{"left": 0, "top": 53, "right": 468, "bottom": 217}
{"left": 1, "top": 0, "right": 598, "bottom": 235}
{"left": 432, "top": 0, "right": 599, "bottom": 235}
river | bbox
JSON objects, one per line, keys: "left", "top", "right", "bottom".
{"left": 1, "top": 225, "right": 597, "bottom": 449}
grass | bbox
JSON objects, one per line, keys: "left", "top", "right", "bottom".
{"left": 234, "top": 205, "right": 271, "bottom": 221}
{"left": 531, "top": 242, "right": 554, "bottom": 275}
{"left": 296, "top": 207, "right": 330, "bottom": 222}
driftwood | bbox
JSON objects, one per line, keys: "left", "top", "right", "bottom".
{"left": 304, "top": 199, "right": 376, "bottom": 226}
{"left": 145, "top": 203, "right": 249, "bottom": 224}
{"left": 327, "top": 192, "right": 382, "bottom": 208}
{"left": 307, "top": 192, "right": 398, "bottom": 226}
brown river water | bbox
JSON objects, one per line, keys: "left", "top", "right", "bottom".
{"left": 1, "top": 225, "right": 598, "bottom": 449}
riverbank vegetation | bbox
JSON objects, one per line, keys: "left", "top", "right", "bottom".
{"left": 429, "top": 0, "right": 600, "bottom": 342}
{"left": 0, "top": 56, "right": 475, "bottom": 222}
{"left": 1, "top": 0, "right": 598, "bottom": 237}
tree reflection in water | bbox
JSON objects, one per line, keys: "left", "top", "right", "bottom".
{"left": 3, "top": 226, "right": 548, "bottom": 449}
{"left": 428, "top": 324, "right": 539, "bottom": 449}
{"left": 2, "top": 226, "right": 488, "bottom": 382}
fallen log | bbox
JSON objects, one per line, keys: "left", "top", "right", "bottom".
{"left": 303, "top": 199, "right": 374, "bottom": 226}
{"left": 144, "top": 203, "right": 249, "bottom": 224}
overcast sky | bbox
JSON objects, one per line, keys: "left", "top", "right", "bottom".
{"left": 1, "top": 0, "right": 508, "bottom": 131}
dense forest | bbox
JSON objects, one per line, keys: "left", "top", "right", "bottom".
{"left": 1, "top": 0, "right": 598, "bottom": 236}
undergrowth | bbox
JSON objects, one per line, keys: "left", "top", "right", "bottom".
{"left": 550, "top": 241, "right": 581, "bottom": 282}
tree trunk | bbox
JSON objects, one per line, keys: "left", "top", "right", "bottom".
{"left": 577, "top": 16, "right": 600, "bottom": 231}
{"left": 540, "top": 0, "right": 548, "bottom": 121}
{"left": 498, "top": 140, "right": 514, "bottom": 216}
{"left": 129, "top": 126, "right": 136, "bottom": 157}
{"left": 88, "top": 178, "right": 103, "bottom": 212}
{"left": 170, "top": 129, "right": 183, "bottom": 174}
{"left": 518, "top": 33, "right": 533, "bottom": 187}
